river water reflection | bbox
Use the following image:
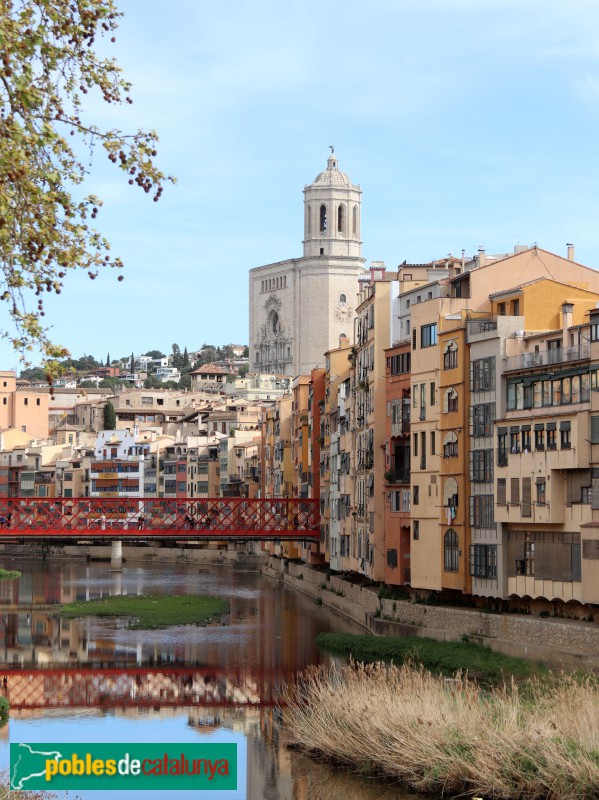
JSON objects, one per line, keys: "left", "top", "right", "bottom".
{"left": 0, "top": 559, "right": 415, "bottom": 799}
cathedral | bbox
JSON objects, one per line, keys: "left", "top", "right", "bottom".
{"left": 248, "top": 152, "right": 367, "bottom": 376}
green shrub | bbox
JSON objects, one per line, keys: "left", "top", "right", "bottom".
{"left": 315, "top": 633, "right": 547, "bottom": 683}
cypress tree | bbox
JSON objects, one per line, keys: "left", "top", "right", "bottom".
{"left": 103, "top": 401, "right": 116, "bottom": 430}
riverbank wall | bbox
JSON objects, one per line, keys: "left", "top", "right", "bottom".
{"left": 0, "top": 542, "right": 265, "bottom": 569}
{"left": 262, "top": 555, "right": 599, "bottom": 669}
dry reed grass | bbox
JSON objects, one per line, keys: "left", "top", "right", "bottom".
{"left": 283, "top": 662, "right": 599, "bottom": 799}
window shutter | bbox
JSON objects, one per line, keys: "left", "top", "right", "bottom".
{"left": 592, "top": 417, "right": 599, "bottom": 444}
{"left": 497, "top": 478, "right": 506, "bottom": 505}
{"left": 510, "top": 478, "right": 520, "bottom": 505}
{"left": 522, "top": 478, "right": 532, "bottom": 517}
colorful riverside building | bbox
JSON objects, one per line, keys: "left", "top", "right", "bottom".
{"left": 405, "top": 245, "right": 599, "bottom": 615}
{"left": 322, "top": 339, "right": 352, "bottom": 569}
{"left": 383, "top": 342, "right": 411, "bottom": 585}
{"left": 350, "top": 264, "right": 395, "bottom": 580}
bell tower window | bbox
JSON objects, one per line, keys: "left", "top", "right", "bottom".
{"left": 338, "top": 204, "right": 345, "bottom": 235}
{"left": 352, "top": 205, "right": 358, "bottom": 235}
{"left": 306, "top": 204, "right": 311, "bottom": 236}
{"left": 320, "top": 204, "right": 327, "bottom": 233}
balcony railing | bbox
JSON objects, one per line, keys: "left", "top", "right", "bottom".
{"left": 505, "top": 345, "right": 589, "bottom": 372}
{"left": 467, "top": 318, "right": 497, "bottom": 336}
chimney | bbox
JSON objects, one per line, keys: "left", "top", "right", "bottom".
{"left": 478, "top": 247, "right": 486, "bottom": 268}
{"left": 461, "top": 249, "right": 465, "bottom": 269}
{"left": 562, "top": 302, "right": 573, "bottom": 343}
{"left": 567, "top": 243, "right": 575, "bottom": 261}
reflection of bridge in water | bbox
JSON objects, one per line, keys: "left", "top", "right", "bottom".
{"left": 0, "top": 497, "right": 320, "bottom": 542}
{"left": 2, "top": 665, "right": 291, "bottom": 710}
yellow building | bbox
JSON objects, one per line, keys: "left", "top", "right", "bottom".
{"left": 0, "top": 371, "right": 49, "bottom": 439}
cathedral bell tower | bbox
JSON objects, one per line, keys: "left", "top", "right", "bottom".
{"left": 303, "top": 150, "right": 362, "bottom": 259}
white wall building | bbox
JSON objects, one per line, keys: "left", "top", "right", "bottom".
{"left": 249, "top": 151, "right": 367, "bottom": 377}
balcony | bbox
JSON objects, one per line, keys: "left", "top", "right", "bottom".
{"left": 391, "top": 418, "right": 411, "bottom": 436}
{"left": 505, "top": 345, "right": 589, "bottom": 372}
{"left": 385, "top": 470, "right": 410, "bottom": 485}
{"left": 467, "top": 318, "right": 497, "bottom": 337}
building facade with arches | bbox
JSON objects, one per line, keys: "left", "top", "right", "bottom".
{"left": 249, "top": 153, "right": 367, "bottom": 377}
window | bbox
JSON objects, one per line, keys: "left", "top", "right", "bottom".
{"left": 337, "top": 205, "right": 345, "bottom": 234}
{"left": 443, "top": 343, "right": 458, "bottom": 370}
{"left": 389, "top": 353, "right": 411, "bottom": 375}
{"left": 339, "top": 293, "right": 346, "bottom": 303}
{"left": 413, "top": 520, "right": 419, "bottom": 540}
{"left": 420, "top": 431, "right": 426, "bottom": 469}
{"left": 24, "top": 398, "right": 28, "bottom": 406}
{"left": 470, "top": 495, "right": 495, "bottom": 528}
{"left": 319, "top": 204, "right": 327, "bottom": 232}
{"left": 36, "top": 398, "right": 40, "bottom": 406}
{"left": 430, "top": 382, "right": 436, "bottom": 406}
{"left": 497, "top": 302, "right": 506, "bottom": 316}
{"left": 560, "top": 421, "right": 571, "bottom": 449}
{"left": 447, "top": 389, "right": 458, "bottom": 413}
{"left": 536, "top": 480, "right": 546, "bottom": 505}
{"left": 469, "top": 544, "right": 497, "bottom": 578}
{"left": 430, "top": 431, "right": 435, "bottom": 456}
{"left": 511, "top": 298, "right": 520, "bottom": 315}
{"left": 535, "top": 427, "right": 545, "bottom": 450}
{"left": 421, "top": 324, "right": 437, "bottom": 348}
{"left": 509, "top": 531, "right": 581, "bottom": 580}
{"left": 547, "top": 428, "right": 557, "bottom": 450}
{"left": 472, "top": 403, "right": 495, "bottom": 437}
{"left": 386, "top": 549, "right": 398, "bottom": 568}
{"left": 413, "top": 485, "right": 419, "bottom": 505}
{"left": 470, "top": 357, "right": 495, "bottom": 392}
{"left": 522, "top": 428, "right": 531, "bottom": 452}
{"left": 412, "top": 329, "right": 417, "bottom": 350}
{"left": 470, "top": 450, "right": 493, "bottom": 482}
{"left": 510, "top": 430, "right": 520, "bottom": 454}
{"left": 443, "top": 433, "right": 458, "bottom": 458}
{"left": 444, "top": 529, "right": 459, "bottom": 572}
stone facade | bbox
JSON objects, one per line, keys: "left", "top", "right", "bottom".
{"left": 249, "top": 153, "right": 367, "bottom": 377}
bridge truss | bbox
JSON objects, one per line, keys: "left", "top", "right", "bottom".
{"left": 0, "top": 498, "right": 320, "bottom": 542}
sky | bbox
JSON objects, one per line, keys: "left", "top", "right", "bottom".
{"left": 5, "top": 0, "right": 599, "bottom": 369}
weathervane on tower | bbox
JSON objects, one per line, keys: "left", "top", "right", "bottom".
{"left": 329, "top": 144, "right": 334, "bottom": 154}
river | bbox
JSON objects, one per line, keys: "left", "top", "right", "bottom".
{"left": 0, "top": 558, "right": 417, "bottom": 799}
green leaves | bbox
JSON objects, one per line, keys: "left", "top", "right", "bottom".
{"left": 0, "top": 0, "right": 174, "bottom": 369}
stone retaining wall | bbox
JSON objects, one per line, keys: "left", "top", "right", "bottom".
{"left": 380, "top": 598, "right": 599, "bottom": 657}
{"left": 263, "top": 556, "right": 599, "bottom": 665}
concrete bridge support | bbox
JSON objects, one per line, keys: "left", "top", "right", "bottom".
{"left": 110, "top": 540, "right": 123, "bottom": 571}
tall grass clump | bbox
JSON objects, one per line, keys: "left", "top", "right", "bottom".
{"left": 283, "top": 662, "right": 599, "bottom": 799}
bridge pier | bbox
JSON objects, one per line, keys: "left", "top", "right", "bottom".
{"left": 110, "top": 540, "right": 123, "bottom": 571}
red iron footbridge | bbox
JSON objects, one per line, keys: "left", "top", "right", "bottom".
{"left": 0, "top": 498, "right": 320, "bottom": 542}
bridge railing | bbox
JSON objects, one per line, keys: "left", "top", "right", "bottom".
{"left": 0, "top": 497, "right": 320, "bottom": 537}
